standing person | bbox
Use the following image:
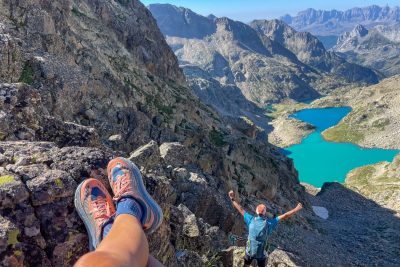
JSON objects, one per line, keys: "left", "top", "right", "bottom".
{"left": 74, "top": 157, "right": 165, "bottom": 267}
{"left": 228, "top": 190, "right": 303, "bottom": 267}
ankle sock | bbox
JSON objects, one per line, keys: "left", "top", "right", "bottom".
{"left": 102, "top": 219, "right": 113, "bottom": 239}
{"left": 116, "top": 197, "right": 143, "bottom": 222}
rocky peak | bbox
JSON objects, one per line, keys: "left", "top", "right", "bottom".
{"left": 333, "top": 24, "right": 400, "bottom": 76}
{"left": 148, "top": 3, "right": 216, "bottom": 39}
{"left": 351, "top": 24, "right": 369, "bottom": 38}
{"left": 214, "top": 17, "right": 269, "bottom": 56}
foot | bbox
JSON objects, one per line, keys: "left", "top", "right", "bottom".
{"left": 74, "top": 178, "right": 116, "bottom": 250}
{"left": 107, "top": 157, "right": 163, "bottom": 234}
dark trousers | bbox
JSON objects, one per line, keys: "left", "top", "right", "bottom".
{"left": 243, "top": 254, "right": 266, "bottom": 267}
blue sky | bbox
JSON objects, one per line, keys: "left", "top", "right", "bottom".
{"left": 140, "top": 0, "right": 399, "bottom": 21}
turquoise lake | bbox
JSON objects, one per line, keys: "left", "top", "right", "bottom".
{"left": 285, "top": 107, "right": 399, "bottom": 187}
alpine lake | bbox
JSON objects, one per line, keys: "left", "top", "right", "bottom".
{"left": 285, "top": 107, "right": 399, "bottom": 187}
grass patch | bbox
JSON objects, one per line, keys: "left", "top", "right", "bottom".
{"left": 18, "top": 64, "right": 34, "bottom": 85}
{"left": 265, "top": 102, "right": 308, "bottom": 119}
{"left": 371, "top": 118, "right": 390, "bottom": 130}
{"left": 0, "top": 175, "right": 15, "bottom": 186}
{"left": 346, "top": 166, "right": 375, "bottom": 187}
{"left": 322, "top": 123, "right": 364, "bottom": 143}
{"left": 209, "top": 129, "right": 227, "bottom": 147}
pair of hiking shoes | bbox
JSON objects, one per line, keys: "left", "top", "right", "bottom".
{"left": 74, "top": 157, "right": 163, "bottom": 250}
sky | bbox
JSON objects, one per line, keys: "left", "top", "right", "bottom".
{"left": 140, "top": 0, "right": 400, "bottom": 21}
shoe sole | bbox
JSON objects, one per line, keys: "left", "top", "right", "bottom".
{"left": 111, "top": 158, "right": 163, "bottom": 234}
{"left": 74, "top": 181, "right": 97, "bottom": 251}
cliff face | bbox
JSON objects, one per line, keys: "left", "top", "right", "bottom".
{"left": 0, "top": 0, "right": 308, "bottom": 266}
{"left": 334, "top": 24, "right": 400, "bottom": 76}
{"left": 281, "top": 5, "right": 400, "bottom": 36}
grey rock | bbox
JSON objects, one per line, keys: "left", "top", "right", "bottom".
{"left": 0, "top": 173, "right": 29, "bottom": 208}
{"left": 177, "top": 204, "right": 200, "bottom": 238}
{"left": 129, "top": 140, "right": 161, "bottom": 169}
{"left": 218, "top": 246, "right": 245, "bottom": 267}
{"left": 26, "top": 170, "right": 77, "bottom": 206}
{"left": 148, "top": 4, "right": 216, "bottom": 39}
{"left": 159, "top": 142, "right": 190, "bottom": 167}
{"left": 176, "top": 250, "right": 204, "bottom": 267}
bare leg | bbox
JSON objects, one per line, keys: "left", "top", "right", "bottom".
{"left": 75, "top": 215, "right": 149, "bottom": 267}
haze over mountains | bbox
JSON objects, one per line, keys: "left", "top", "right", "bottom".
{"left": 148, "top": 4, "right": 380, "bottom": 123}
{"left": 281, "top": 5, "right": 400, "bottom": 36}
{"left": 333, "top": 24, "right": 400, "bottom": 76}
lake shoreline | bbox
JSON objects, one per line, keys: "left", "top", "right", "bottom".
{"left": 284, "top": 107, "right": 399, "bottom": 187}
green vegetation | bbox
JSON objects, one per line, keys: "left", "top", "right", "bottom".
{"left": 345, "top": 166, "right": 375, "bottom": 187}
{"left": 157, "top": 104, "right": 173, "bottom": 115}
{"left": 346, "top": 162, "right": 400, "bottom": 204}
{"left": 18, "top": 64, "right": 34, "bottom": 85}
{"left": 209, "top": 129, "right": 227, "bottom": 147}
{"left": 7, "top": 229, "right": 19, "bottom": 246}
{"left": 322, "top": 123, "right": 365, "bottom": 143}
{"left": 371, "top": 118, "right": 390, "bottom": 130}
{"left": 265, "top": 102, "right": 308, "bottom": 119}
{"left": 54, "top": 178, "right": 64, "bottom": 188}
{"left": 204, "top": 253, "right": 221, "bottom": 267}
{"left": 0, "top": 175, "right": 15, "bottom": 186}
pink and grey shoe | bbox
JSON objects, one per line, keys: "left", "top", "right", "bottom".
{"left": 74, "top": 178, "right": 116, "bottom": 250}
{"left": 107, "top": 157, "right": 163, "bottom": 234}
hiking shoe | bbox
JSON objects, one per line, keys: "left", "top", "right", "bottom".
{"left": 107, "top": 157, "right": 163, "bottom": 234}
{"left": 74, "top": 178, "right": 116, "bottom": 250}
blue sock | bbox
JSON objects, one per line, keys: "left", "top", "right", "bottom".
{"left": 102, "top": 220, "right": 113, "bottom": 239}
{"left": 116, "top": 197, "right": 143, "bottom": 223}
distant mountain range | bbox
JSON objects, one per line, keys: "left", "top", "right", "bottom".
{"left": 281, "top": 5, "right": 400, "bottom": 36}
{"left": 148, "top": 3, "right": 379, "bottom": 117}
{"left": 333, "top": 24, "right": 400, "bottom": 76}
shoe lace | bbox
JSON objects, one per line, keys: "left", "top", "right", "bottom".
{"left": 114, "top": 169, "right": 132, "bottom": 199}
{"left": 91, "top": 198, "right": 112, "bottom": 222}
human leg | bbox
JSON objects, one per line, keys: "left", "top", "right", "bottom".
{"left": 243, "top": 254, "right": 253, "bottom": 267}
{"left": 256, "top": 257, "right": 266, "bottom": 267}
{"left": 74, "top": 157, "right": 164, "bottom": 267}
{"left": 75, "top": 214, "right": 148, "bottom": 267}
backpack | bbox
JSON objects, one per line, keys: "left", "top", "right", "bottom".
{"left": 246, "top": 217, "right": 270, "bottom": 258}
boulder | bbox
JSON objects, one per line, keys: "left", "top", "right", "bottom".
{"left": 218, "top": 246, "right": 245, "bottom": 267}
{"left": 0, "top": 173, "right": 29, "bottom": 208}
{"left": 129, "top": 140, "right": 161, "bottom": 169}
{"left": 159, "top": 142, "right": 190, "bottom": 167}
{"left": 26, "top": 170, "right": 77, "bottom": 206}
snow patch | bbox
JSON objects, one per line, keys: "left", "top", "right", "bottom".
{"left": 312, "top": 206, "right": 329, "bottom": 219}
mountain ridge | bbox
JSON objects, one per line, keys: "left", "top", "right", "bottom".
{"left": 149, "top": 3, "right": 380, "bottom": 109}
{"left": 333, "top": 23, "right": 400, "bottom": 76}
{"left": 281, "top": 5, "right": 400, "bottom": 36}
